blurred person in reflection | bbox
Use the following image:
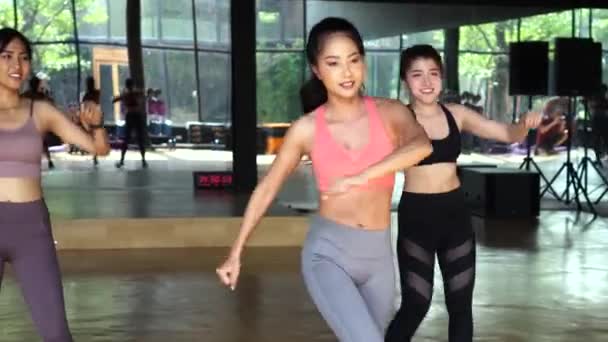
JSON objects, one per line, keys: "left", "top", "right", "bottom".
{"left": 535, "top": 97, "right": 568, "bottom": 156}
{"left": 113, "top": 77, "right": 147, "bottom": 168}
{"left": 588, "top": 84, "right": 608, "bottom": 163}
{"left": 82, "top": 75, "right": 102, "bottom": 166}
{"left": 216, "top": 18, "right": 432, "bottom": 342}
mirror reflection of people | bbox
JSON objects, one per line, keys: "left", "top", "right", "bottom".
{"left": 588, "top": 84, "right": 608, "bottom": 163}
{"left": 535, "top": 97, "right": 568, "bottom": 156}
{"left": 82, "top": 76, "right": 102, "bottom": 166}
{"left": 113, "top": 78, "right": 147, "bottom": 168}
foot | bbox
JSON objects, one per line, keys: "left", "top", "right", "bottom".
{"left": 115, "top": 161, "right": 124, "bottom": 168}
{"left": 48, "top": 161, "right": 55, "bottom": 169}
{"left": 142, "top": 160, "right": 148, "bottom": 168}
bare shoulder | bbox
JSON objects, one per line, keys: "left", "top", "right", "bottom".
{"left": 372, "top": 97, "right": 413, "bottom": 123}
{"left": 286, "top": 113, "right": 315, "bottom": 143}
{"left": 31, "top": 99, "right": 62, "bottom": 119}
{"left": 29, "top": 99, "right": 65, "bottom": 128}
{"left": 444, "top": 103, "right": 469, "bottom": 118}
{"left": 372, "top": 96, "right": 403, "bottom": 113}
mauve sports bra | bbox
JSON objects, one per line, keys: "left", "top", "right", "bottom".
{"left": 0, "top": 100, "right": 43, "bottom": 178}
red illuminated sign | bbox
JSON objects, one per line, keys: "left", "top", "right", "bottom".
{"left": 193, "top": 171, "right": 234, "bottom": 190}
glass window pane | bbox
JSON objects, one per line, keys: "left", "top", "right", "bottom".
{"left": 459, "top": 52, "right": 511, "bottom": 123}
{"left": 195, "top": 0, "right": 231, "bottom": 49}
{"left": 31, "top": 43, "right": 79, "bottom": 110}
{"left": 257, "top": 0, "right": 304, "bottom": 48}
{"left": 577, "top": 8, "right": 592, "bottom": 38}
{"left": 142, "top": 0, "right": 160, "bottom": 41}
{"left": 365, "top": 52, "right": 400, "bottom": 99}
{"left": 218, "top": 0, "right": 230, "bottom": 47}
{"left": 604, "top": 53, "right": 608, "bottom": 86}
{"left": 198, "top": 52, "right": 231, "bottom": 123}
{"left": 77, "top": 0, "right": 109, "bottom": 40}
{"left": 364, "top": 36, "right": 399, "bottom": 50}
{"left": 108, "top": 0, "right": 126, "bottom": 42}
{"left": 17, "top": 0, "right": 75, "bottom": 42}
{"left": 401, "top": 30, "right": 444, "bottom": 49}
{"left": 460, "top": 20, "right": 518, "bottom": 53}
{"left": 520, "top": 11, "right": 573, "bottom": 47}
{"left": 257, "top": 52, "right": 304, "bottom": 123}
{"left": 0, "top": 0, "right": 15, "bottom": 28}
{"left": 165, "top": 51, "right": 198, "bottom": 124}
{"left": 160, "top": 0, "right": 194, "bottom": 46}
{"left": 594, "top": 9, "right": 608, "bottom": 48}
{"left": 143, "top": 48, "right": 167, "bottom": 103}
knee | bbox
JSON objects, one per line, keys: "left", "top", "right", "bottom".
{"left": 445, "top": 290, "right": 473, "bottom": 316}
{"left": 402, "top": 290, "right": 433, "bottom": 317}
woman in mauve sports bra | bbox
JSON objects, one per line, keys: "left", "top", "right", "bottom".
{"left": 0, "top": 28, "right": 110, "bottom": 342}
{"left": 216, "top": 18, "right": 431, "bottom": 342}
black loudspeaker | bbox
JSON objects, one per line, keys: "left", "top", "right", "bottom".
{"left": 460, "top": 167, "right": 540, "bottom": 219}
{"left": 509, "top": 41, "right": 549, "bottom": 95}
{"left": 555, "top": 38, "right": 602, "bottom": 96}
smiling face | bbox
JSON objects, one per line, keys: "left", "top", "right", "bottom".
{"left": 0, "top": 37, "right": 31, "bottom": 93}
{"left": 404, "top": 57, "right": 443, "bottom": 105}
{"left": 311, "top": 33, "right": 366, "bottom": 101}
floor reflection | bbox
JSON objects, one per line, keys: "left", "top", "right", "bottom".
{"left": 1, "top": 211, "right": 607, "bottom": 341}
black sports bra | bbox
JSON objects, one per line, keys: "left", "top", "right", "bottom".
{"left": 410, "top": 103, "right": 461, "bottom": 166}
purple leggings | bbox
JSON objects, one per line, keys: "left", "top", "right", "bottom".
{"left": 0, "top": 200, "right": 72, "bottom": 342}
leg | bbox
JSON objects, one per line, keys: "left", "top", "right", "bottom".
{"left": 118, "top": 115, "right": 135, "bottom": 166}
{"left": 385, "top": 235, "right": 436, "bottom": 342}
{"left": 44, "top": 139, "right": 54, "bottom": 169}
{"left": 302, "top": 251, "right": 384, "bottom": 342}
{"left": 359, "top": 252, "right": 397, "bottom": 334}
{"left": 0, "top": 258, "right": 4, "bottom": 291}
{"left": 385, "top": 196, "right": 437, "bottom": 342}
{"left": 11, "top": 216, "right": 72, "bottom": 342}
{"left": 134, "top": 115, "right": 147, "bottom": 165}
{"left": 437, "top": 217, "right": 475, "bottom": 342}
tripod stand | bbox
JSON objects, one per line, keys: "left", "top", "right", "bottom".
{"left": 543, "top": 97, "right": 597, "bottom": 216}
{"left": 577, "top": 99, "right": 608, "bottom": 204}
{"left": 519, "top": 95, "right": 561, "bottom": 200}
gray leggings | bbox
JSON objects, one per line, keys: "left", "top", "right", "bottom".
{"left": 301, "top": 215, "right": 396, "bottom": 342}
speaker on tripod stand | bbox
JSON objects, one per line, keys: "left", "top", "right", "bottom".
{"left": 542, "top": 37, "right": 604, "bottom": 215}
{"left": 509, "top": 41, "right": 561, "bottom": 200}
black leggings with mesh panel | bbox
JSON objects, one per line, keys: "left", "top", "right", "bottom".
{"left": 385, "top": 188, "right": 475, "bottom": 342}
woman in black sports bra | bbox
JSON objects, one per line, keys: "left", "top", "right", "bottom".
{"left": 382, "top": 45, "right": 541, "bottom": 341}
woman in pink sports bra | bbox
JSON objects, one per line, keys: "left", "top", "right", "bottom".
{"left": 216, "top": 18, "right": 431, "bottom": 342}
{"left": 0, "top": 28, "right": 109, "bottom": 341}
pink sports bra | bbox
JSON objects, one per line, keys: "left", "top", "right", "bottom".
{"left": 311, "top": 97, "right": 395, "bottom": 192}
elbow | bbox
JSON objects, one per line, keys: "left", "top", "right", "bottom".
{"left": 96, "top": 145, "right": 111, "bottom": 156}
{"left": 419, "top": 140, "right": 433, "bottom": 159}
{"left": 413, "top": 142, "right": 433, "bottom": 165}
{"left": 414, "top": 134, "right": 433, "bottom": 160}
{"left": 510, "top": 132, "right": 528, "bottom": 144}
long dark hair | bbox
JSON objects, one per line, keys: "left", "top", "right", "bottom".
{"left": 85, "top": 76, "right": 95, "bottom": 93}
{"left": 300, "top": 17, "right": 365, "bottom": 113}
{"left": 0, "top": 28, "right": 32, "bottom": 59}
{"left": 399, "top": 44, "right": 443, "bottom": 81}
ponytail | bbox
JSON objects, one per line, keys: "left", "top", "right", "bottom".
{"left": 300, "top": 75, "right": 327, "bottom": 113}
